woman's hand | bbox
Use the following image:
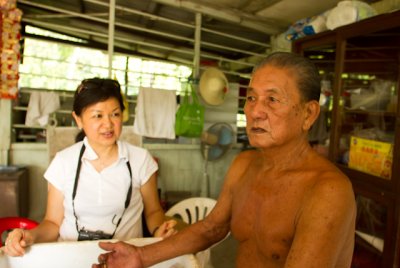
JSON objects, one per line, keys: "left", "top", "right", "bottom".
{"left": 153, "top": 219, "right": 178, "bottom": 238}
{"left": 3, "top": 228, "right": 34, "bottom": 256}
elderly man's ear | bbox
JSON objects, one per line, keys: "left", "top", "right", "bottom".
{"left": 302, "top": 100, "right": 320, "bottom": 131}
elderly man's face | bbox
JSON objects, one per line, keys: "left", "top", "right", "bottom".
{"left": 244, "top": 65, "right": 308, "bottom": 149}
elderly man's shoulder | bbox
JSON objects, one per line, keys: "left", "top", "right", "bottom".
{"left": 298, "top": 150, "right": 353, "bottom": 195}
{"left": 237, "top": 148, "right": 260, "bottom": 158}
{"left": 314, "top": 154, "right": 349, "bottom": 180}
{"left": 234, "top": 148, "right": 261, "bottom": 163}
{"left": 311, "top": 157, "right": 354, "bottom": 197}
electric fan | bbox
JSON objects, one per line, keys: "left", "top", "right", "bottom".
{"left": 200, "top": 122, "right": 234, "bottom": 197}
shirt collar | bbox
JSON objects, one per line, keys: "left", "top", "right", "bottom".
{"left": 82, "top": 137, "right": 128, "bottom": 162}
{"left": 117, "top": 140, "right": 129, "bottom": 161}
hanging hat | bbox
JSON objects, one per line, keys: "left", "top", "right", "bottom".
{"left": 199, "top": 67, "right": 229, "bottom": 106}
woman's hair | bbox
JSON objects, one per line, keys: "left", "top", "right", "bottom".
{"left": 73, "top": 78, "right": 125, "bottom": 141}
{"left": 253, "top": 52, "right": 321, "bottom": 102}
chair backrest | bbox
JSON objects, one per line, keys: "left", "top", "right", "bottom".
{"left": 0, "top": 217, "right": 38, "bottom": 247}
{"left": 165, "top": 197, "right": 217, "bottom": 224}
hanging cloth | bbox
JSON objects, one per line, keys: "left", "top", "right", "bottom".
{"left": 133, "top": 87, "right": 176, "bottom": 139}
{"left": 25, "top": 91, "right": 60, "bottom": 127}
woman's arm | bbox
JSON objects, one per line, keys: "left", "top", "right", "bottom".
{"left": 140, "top": 173, "right": 176, "bottom": 237}
{"left": 3, "top": 183, "right": 64, "bottom": 256}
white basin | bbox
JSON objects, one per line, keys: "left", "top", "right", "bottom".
{"left": 0, "top": 238, "right": 199, "bottom": 268}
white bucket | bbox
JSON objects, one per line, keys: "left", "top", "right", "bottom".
{"left": 0, "top": 238, "right": 199, "bottom": 268}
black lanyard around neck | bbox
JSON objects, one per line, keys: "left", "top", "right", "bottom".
{"left": 72, "top": 144, "right": 133, "bottom": 238}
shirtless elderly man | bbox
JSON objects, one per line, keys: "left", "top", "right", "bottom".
{"left": 93, "top": 52, "right": 356, "bottom": 268}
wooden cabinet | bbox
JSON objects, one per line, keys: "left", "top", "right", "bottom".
{"left": 0, "top": 166, "right": 29, "bottom": 217}
{"left": 293, "top": 10, "right": 400, "bottom": 267}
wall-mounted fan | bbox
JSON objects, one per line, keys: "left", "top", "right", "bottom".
{"left": 200, "top": 122, "right": 234, "bottom": 197}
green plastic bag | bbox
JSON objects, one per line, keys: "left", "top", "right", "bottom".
{"left": 175, "top": 84, "right": 205, "bottom": 137}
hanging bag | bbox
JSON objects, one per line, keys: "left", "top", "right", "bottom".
{"left": 175, "top": 83, "right": 205, "bottom": 137}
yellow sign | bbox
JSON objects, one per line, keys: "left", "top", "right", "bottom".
{"left": 349, "top": 136, "right": 393, "bottom": 180}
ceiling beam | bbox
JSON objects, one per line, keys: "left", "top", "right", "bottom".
{"left": 19, "top": 0, "right": 270, "bottom": 73}
{"left": 22, "top": 18, "right": 256, "bottom": 71}
{"left": 152, "top": 0, "right": 281, "bottom": 34}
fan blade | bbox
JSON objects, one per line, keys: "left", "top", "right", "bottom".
{"left": 209, "top": 146, "right": 223, "bottom": 160}
{"left": 201, "top": 131, "right": 218, "bottom": 145}
{"left": 218, "top": 126, "right": 233, "bottom": 145}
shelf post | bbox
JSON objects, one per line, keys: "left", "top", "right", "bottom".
{"left": 0, "top": 99, "right": 12, "bottom": 165}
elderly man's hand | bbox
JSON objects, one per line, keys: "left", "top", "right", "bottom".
{"left": 92, "top": 241, "right": 144, "bottom": 268}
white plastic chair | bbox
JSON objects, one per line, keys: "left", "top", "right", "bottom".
{"left": 166, "top": 197, "right": 216, "bottom": 224}
{"left": 166, "top": 197, "right": 227, "bottom": 268}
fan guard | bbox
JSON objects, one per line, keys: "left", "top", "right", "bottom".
{"left": 200, "top": 123, "right": 234, "bottom": 196}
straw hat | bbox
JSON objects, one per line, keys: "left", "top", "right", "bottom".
{"left": 199, "top": 67, "right": 229, "bottom": 105}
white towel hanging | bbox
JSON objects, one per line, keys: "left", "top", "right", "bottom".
{"left": 25, "top": 91, "right": 60, "bottom": 127}
{"left": 133, "top": 87, "right": 176, "bottom": 139}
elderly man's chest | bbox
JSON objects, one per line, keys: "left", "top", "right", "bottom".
{"left": 230, "top": 173, "right": 305, "bottom": 258}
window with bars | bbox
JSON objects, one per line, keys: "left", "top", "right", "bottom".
{"left": 13, "top": 26, "right": 248, "bottom": 144}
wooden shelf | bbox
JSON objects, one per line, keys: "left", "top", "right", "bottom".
{"left": 343, "top": 109, "right": 396, "bottom": 117}
{"left": 11, "top": 87, "right": 139, "bottom": 143}
{"left": 293, "top": 10, "right": 400, "bottom": 267}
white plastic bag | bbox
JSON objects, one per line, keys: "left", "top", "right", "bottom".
{"left": 326, "top": 0, "right": 377, "bottom": 30}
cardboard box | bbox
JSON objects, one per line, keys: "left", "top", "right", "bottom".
{"left": 349, "top": 136, "right": 393, "bottom": 180}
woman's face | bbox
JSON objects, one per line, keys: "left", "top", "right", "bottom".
{"left": 73, "top": 97, "right": 123, "bottom": 148}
